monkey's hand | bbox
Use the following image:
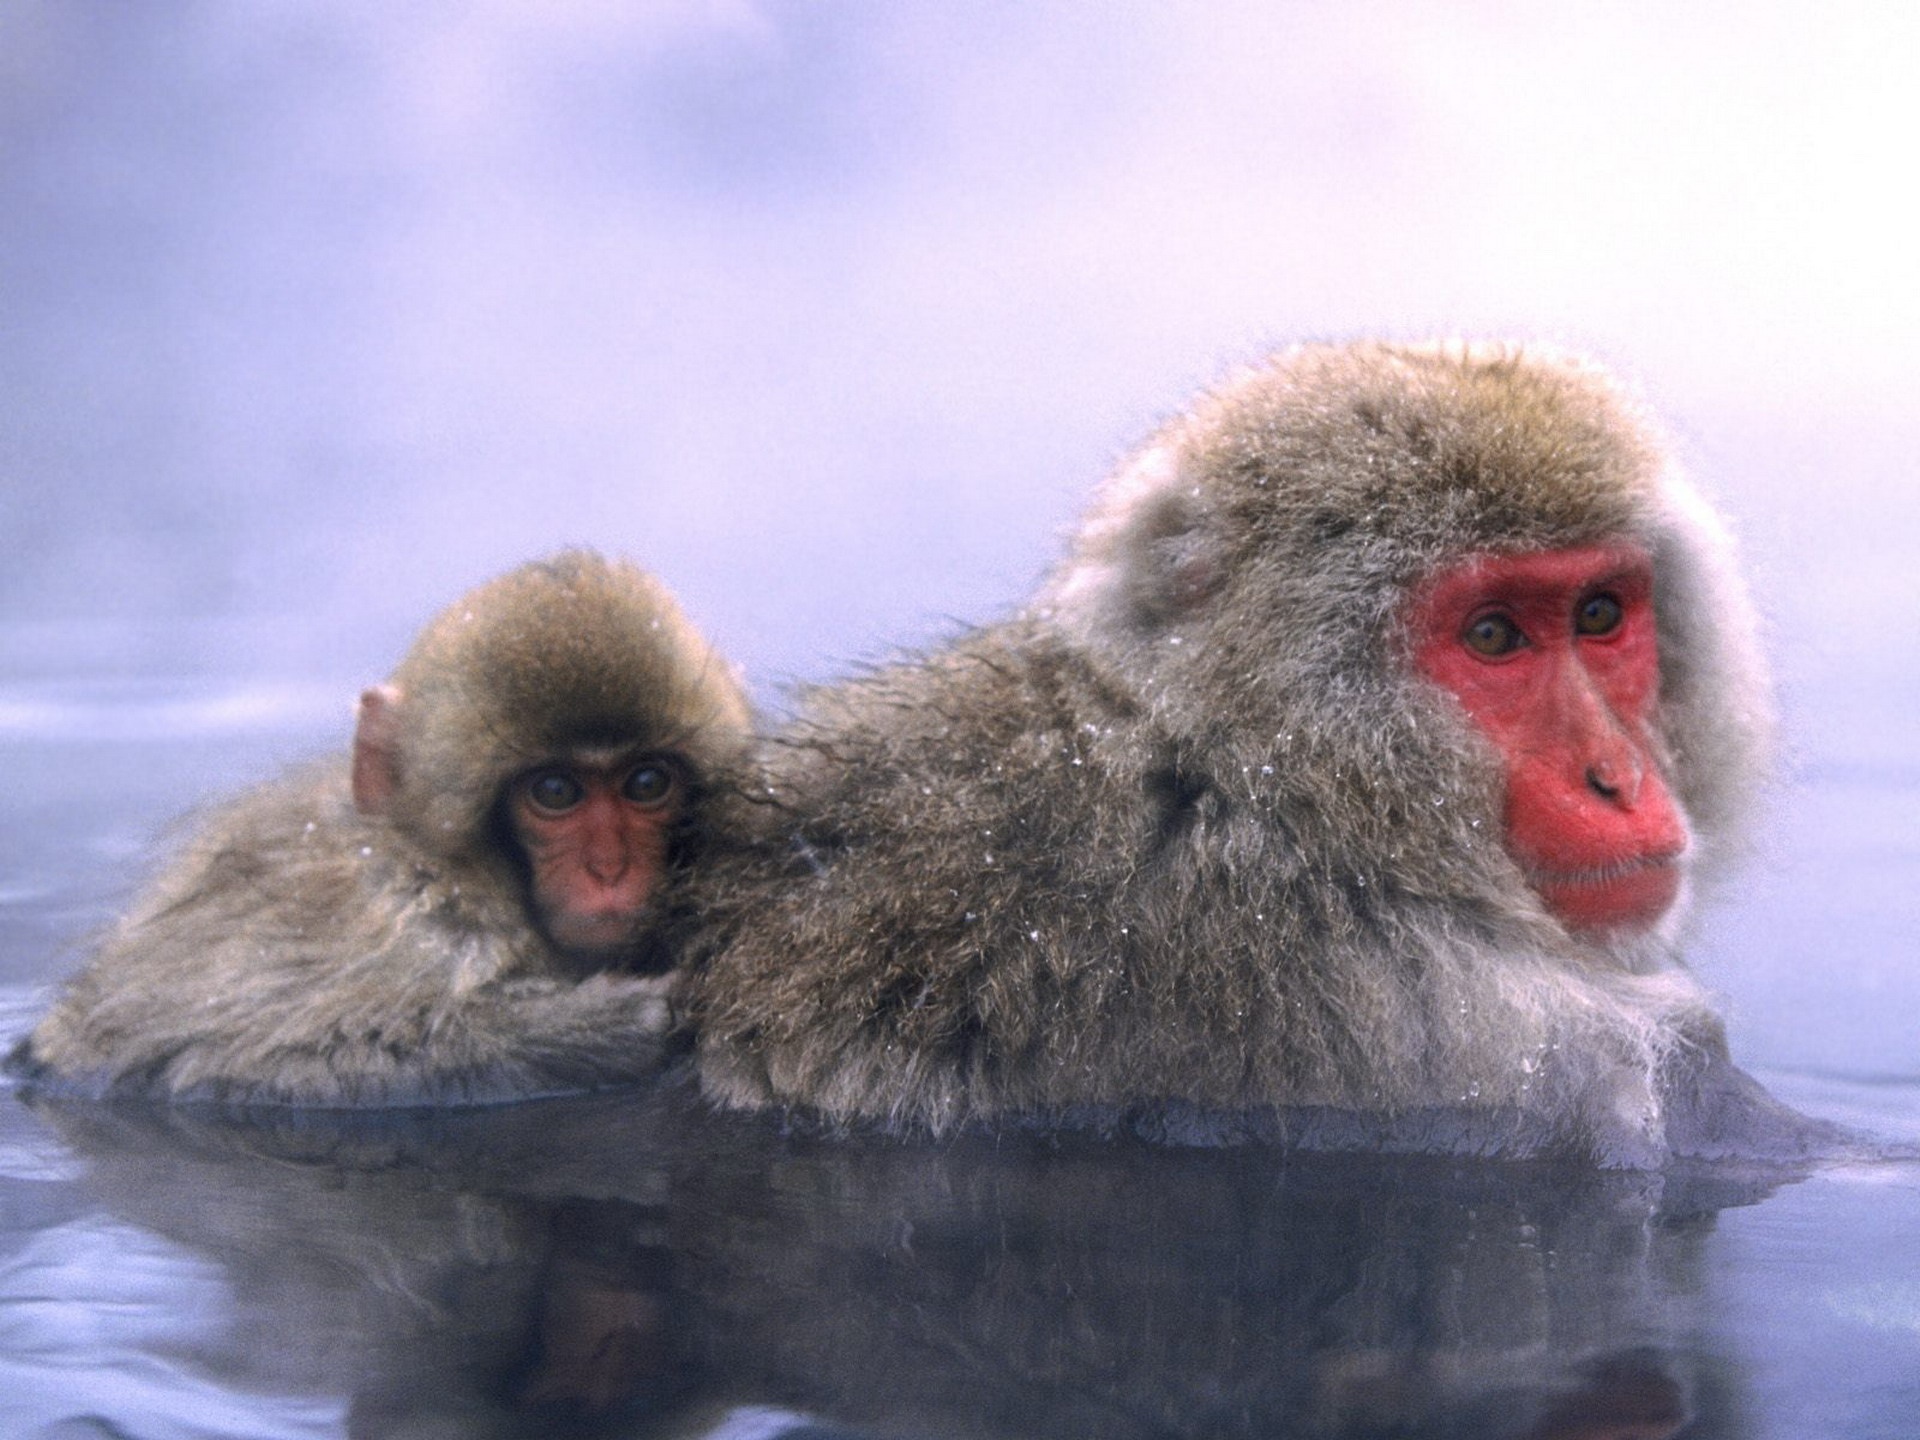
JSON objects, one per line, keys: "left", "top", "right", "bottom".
{"left": 478, "top": 970, "right": 686, "bottom": 1098}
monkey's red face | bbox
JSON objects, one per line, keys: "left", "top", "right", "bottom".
{"left": 1406, "top": 544, "right": 1689, "bottom": 935}
{"left": 507, "top": 757, "right": 685, "bottom": 962}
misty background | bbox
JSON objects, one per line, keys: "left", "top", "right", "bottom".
{"left": 1, "top": 2, "right": 1915, "bottom": 1082}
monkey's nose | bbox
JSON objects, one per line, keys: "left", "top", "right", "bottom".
{"left": 584, "top": 850, "right": 629, "bottom": 884}
{"left": 580, "top": 832, "right": 630, "bottom": 884}
{"left": 1585, "top": 755, "right": 1643, "bottom": 806}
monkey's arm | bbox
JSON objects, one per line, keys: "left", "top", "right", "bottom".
{"left": 435, "top": 970, "right": 685, "bottom": 1101}
{"left": 148, "top": 960, "right": 685, "bottom": 1108}
{"left": 1659, "top": 1044, "right": 1867, "bottom": 1165}
{"left": 15, "top": 927, "right": 684, "bottom": 1108}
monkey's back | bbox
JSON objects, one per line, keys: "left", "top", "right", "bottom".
{"left": 696, "top": 623, "right": 1453, "bottom": 1129}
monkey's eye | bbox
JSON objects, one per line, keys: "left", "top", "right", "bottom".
{"left": 1461, "top": 612, "right": 1525, "bottom": 658}
{"left": 622, "top": 763, "right": 677, "bottom": 808}
{"left": 1574, "top": 592, "right": 1624, "bottom": 637}
{"left": 524, "top": 772, "right": 584, "bottom": 813}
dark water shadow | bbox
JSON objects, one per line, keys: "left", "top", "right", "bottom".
{"left": 9, "top": 1072, "right": 1834, "bottom": 1439}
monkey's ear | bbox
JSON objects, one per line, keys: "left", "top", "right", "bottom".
{"left": 351, "top": 685, "right": 405, "bottom": 816}
{"left": 1122, "top": 488, "right": 1225, "bottom": 626}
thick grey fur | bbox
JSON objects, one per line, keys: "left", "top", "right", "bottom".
{"left": 688, "top": 340, "right": 1817, "bottom": 1165}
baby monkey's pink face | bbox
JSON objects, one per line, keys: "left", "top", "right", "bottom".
{"left": 1405, "top": 544, "right": 1689, "bottom": 934}
{"left": 507, "top": 753, "right": 685, "bottom": 962}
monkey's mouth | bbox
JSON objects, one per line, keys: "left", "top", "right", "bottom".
{"left": 1524, "top": 850, "right": 1685, "bottom": 933}
{"left": 539, "top": 897, "right": 656, "bottom": 961}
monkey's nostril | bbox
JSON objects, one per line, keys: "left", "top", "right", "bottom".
{"left": 1587, "top": 763, "right": 1621, "bottom": 799}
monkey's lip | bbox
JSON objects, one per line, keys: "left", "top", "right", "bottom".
{"left": 542, "top": 901, "right": 653, "bottom": 953}
{"left": 1522, "top": 850, "right": 1685, "bottom": 932}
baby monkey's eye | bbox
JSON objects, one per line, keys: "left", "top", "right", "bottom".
{"left": 1462, "top": 612, "right": 1525, "bottom": 657}
{"left": 525, "top": 771, "right": 584, "bottom": 813}
{"left": 622, "top": 763, "right": 677, "bottom": 808}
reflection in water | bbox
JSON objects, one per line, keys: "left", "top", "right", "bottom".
{"left": 10, "top": 1078, "right": 1798, "bottom": 1439}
